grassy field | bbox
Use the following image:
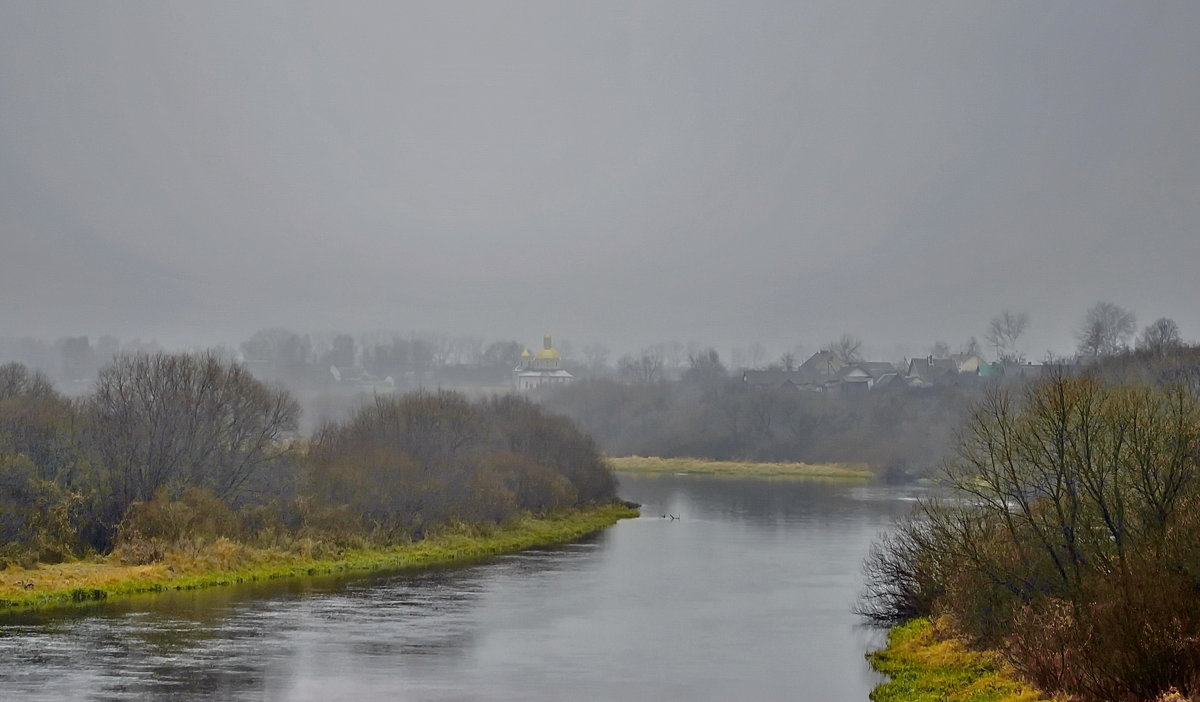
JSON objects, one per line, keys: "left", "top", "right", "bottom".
{"left": 607, "top": 455, "right": 873, "bottom": 480}
{"left": 868, "top": 618, "right": 1057, "bottom": 702}
{"left": 0, "top": 503, "right": 637, "bottom": 613}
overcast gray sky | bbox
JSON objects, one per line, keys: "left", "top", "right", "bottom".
{"left": 2, "top": 1, "right": 1198, "bottom": 360}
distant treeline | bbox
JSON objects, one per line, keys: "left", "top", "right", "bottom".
{"left": 542, "top": 346, "right": 1200, "bottom": 481}
{"left": 0, "top": 354, "right": 616, "bottom": 568}
{"left": 541, "top": 377, "right": 978, "bottom": 479}
{"left": 859, "top": 346, "right": 1200, "bottom": 701}
{"left": 0, "top": 330, "right": 585, "bottom": 433}
{"left": 0, "top": 329, "right": 588, "bottom": 391}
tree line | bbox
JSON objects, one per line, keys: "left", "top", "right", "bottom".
{"left": 0, "top": 353, "right": 616, "bottom": 568}
{"left": 541, "top": 367, "right": 979, "bottom": 480}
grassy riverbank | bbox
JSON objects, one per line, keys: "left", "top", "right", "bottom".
{"left": 868, "top": 618, "right": 1055, "bottom": 702}
{"left": 608, "top": 455, "right": 873, "bottom": 480}
{"left": 0, "top": 503, "right": 637, "bottom": 613}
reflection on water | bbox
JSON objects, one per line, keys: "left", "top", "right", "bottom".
{"left": 0, "top": 475, "right": 920, "bottom": 701}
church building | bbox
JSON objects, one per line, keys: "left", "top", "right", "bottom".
{"left": 514, "top": 335, "right": 575, "bottom": 390}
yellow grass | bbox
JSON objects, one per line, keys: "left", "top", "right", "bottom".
{"left": 1, "top": 562, "right": 171, "bottom": 595}
{"left": 869, "top": 618, "right": 1062, "bottom": 702}
{"left": 0, "top": 503, "right": 638, "bottom": 613}
{"left": 607, "top": 455, "right": 873, "bottom": 480}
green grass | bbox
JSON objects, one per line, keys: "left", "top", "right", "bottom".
{"left": 868, "top": 618, "right": 1057, "bottom": 702}
{"left": 0, "top": 503, "right": 638, "bottom": 614}
{"left": 607, "top": 455, "right": 873, "bottom": 480}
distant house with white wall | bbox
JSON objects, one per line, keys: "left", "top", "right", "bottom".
{"left": 836, "top": 361, "right": 900, "bottom": 392}
{"left": 950, "top": 354, "right": 984, "bottom": 374}
{"left": 514, "top": 335, "right": 574, "bottom": 390}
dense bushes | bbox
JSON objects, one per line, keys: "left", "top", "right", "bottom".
{"left": 306, "top": 392, "right": 614, "bottom": 537}
{"left": 0, "top": 355, "right": 616, "bottom": 568}
{"left": 861, "top": 373, "right": 1200, "bottom": 701}
{"left": 0, "top": 364, "right": 89, "bottom": 565}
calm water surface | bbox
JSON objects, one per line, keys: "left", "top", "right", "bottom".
{"left": 0, "top": 475, "right": 919, "bottom": 701}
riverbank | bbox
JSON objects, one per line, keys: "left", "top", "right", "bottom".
{"left": 0, "top": 503, "right": 637, "bottom": 613}
{"left": 868, "top": 618, "right": 1054, "bottom": 702}
{"left": 608, "top": 455, "right": 873, "bottom": 480}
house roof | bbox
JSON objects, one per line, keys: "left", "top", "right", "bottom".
{"left": 854, "top": 361, "right": 898, "bottom": 377}
{"left": 872, "top": 372, "right": 906, "bottom": 389}
{"left": 907, "top": 357, "right": 960, "bottom": 381}
{"left": 798, "top": 350, "right": 845, "bottom": 379}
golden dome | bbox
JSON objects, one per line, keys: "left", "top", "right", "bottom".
{"left": 535, "top": 347, "right": 560, "bottom": 360}
{"left": 521, "top": 349, "right": 532, "bottom": 358}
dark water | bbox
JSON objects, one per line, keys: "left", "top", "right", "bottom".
{"left": 0, "top": 475, "right": 919, "bottom": 701}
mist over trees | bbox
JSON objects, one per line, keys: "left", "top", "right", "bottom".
{"left": 541, "top": 375, "right": 976, "bottom": 479}
{"left": 827, "top": 334, "right": 864, "bottom": 364}
{"left": 1076, "top": 301, "right": 1137, "bottom": 357}
{"left": 535, "top": 306, "right": 1193, "bottom": 479}
{"left": 1137, "top": 317, "right": 1183, "bottom": 357}
{"left": 0, "top": 296, "right": 1185, "bottom": 404}
{"left": 0, "top": 300, "right": 1189, "bottom": 475}
{"left": 616, "top": 349, "right": 665, "bottom": 384}
{"left": 985, "top": 310, "right": 1029, "bottom": 362}
{"left": 0, "top": 351, "right": 617, "bottom": 566}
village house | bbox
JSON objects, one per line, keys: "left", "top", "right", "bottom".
{"left": 832, "top": 361, "right": 902, "bottom": 395}
{"left": 743, "top": 351, "right": 900, "bottom": 395}
{"left": 906, "top": 356, "right": 962, "bottom": 386}
{"left": 329, "top": 364, "right": 396, "bottom": 392}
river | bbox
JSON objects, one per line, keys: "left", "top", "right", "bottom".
{"left": 0, "top": 474, "right": 919, "bottom": 701}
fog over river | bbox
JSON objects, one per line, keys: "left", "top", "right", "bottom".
{"left": 0, "top": 475, "right": 920, "bottom": 701}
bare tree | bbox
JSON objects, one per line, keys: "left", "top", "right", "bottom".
{"left": 652, "top": 341, "right": 685, "bottom": 373}
{"left": 582, "top": 342, "right": 610, "bottom": 372}
{"left": 88, "top": 352, "right": 300, "bottom": 517}
{"left": 778, "top": 344, "right": 805, "bottom": 372}
{"left": 827, "top": 334, "right": 863, "bottom": 364}
{"left": 1076, "top": 301, "right": 1137, "bottom": 357}
{"left": 617, "top": 349, "right": 664, "bottom": 383}
{"left": 445, "top": 335, "right": 483, "bottom": 366}
{"left": 481, "top": 340, "right": 523, "bottom": 369}
{"left": 960, "top": 336, "right": 982, "bottom": 358}
{"left": 0, "top": 362, "right": 56, "bottom": 399}
{"left": 929, "top": 341, "right": 951, "bottom": 358}
{"left": 682, "top": 348, "right": 727, "bottom": 387}
{"left": 1136, "top": 317, "right": 1181, "bottom": 357}
{"left": 985, "top": 310, "right": 1029, "bottom": 362}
